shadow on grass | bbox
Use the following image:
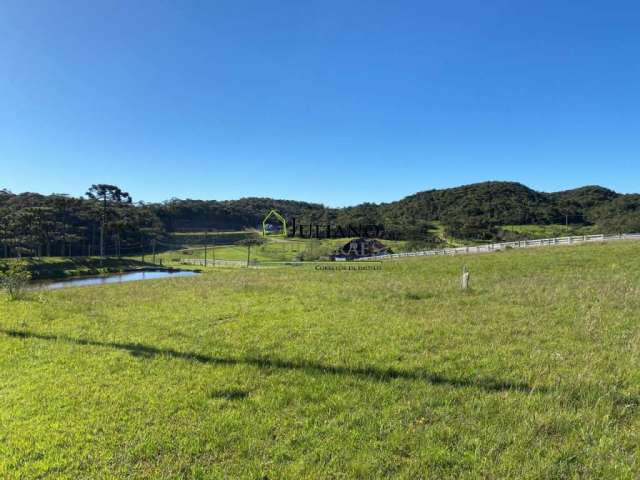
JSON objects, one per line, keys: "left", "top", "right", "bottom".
{"left": 1, "top": 328, "right": 543, "bottom": 394}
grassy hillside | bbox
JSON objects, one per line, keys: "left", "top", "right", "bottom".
{"left": 1, "top": 241, "right": 639, "bottom": 478}
{"left": 501, "top": 223, "right": 601, "bottom": 239}
{"left": 165, "top": 231, "right": 252, "bottom": 247}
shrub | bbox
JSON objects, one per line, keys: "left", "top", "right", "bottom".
{"left": 0, "top": 260, "right": 32, "bottom": 300}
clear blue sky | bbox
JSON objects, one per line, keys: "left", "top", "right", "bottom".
{"left": 1, "top": 1, "right": 638, "bottom": 206}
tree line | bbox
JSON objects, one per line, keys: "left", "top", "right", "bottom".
{"left": 150, "top": 182, "right": 640, "bottom": 241}
{"left": 0, "top": 185, "right": 162, "bottom": 258}
{"left": 1, "top": 181, "right": 639, "bottom": 258}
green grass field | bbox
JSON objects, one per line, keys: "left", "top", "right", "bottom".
{"left": 159, "top": 235, "right": 408, "bottom": 264}
{"left": 1, "top": 241, "right": 639, "bottom": 478}
{"left": 164, "top": 231, "right": 252, "bottom": 248}
{"left": 502, "top": 224, "right": 601, "bottom": 239}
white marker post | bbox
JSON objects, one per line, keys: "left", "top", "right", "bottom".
{"left": 461, "top": 265, "right": 470, "bottom": 290}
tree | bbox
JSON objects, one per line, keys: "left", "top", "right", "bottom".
{"left": 0, "top": 260, "right": 31, "bottom": 300}
{"left": 4, "top": 208, "right": 56, "bottom": 257}
{"left": 236, "top": 237, "right": 265, "bottom": 267}
{"left": 0, "top": 207, "right": 9, "bottom": 258}
{"left": 86, "top": 185, "right": 132, "bottom": 262}
{"left": 589, "top": 195, "right": 640, "bottom": 233}
{"left": 50, "top": 194, "right": 83, "bottom": 256}
{"left": 30, "top": 207, "right": 57, "bottom": 257}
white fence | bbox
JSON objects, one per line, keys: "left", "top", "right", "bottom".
{"left": 356, "top": 233, "right": 640, "bottom": 261}
{"left": 181, "top": 258, "right": 248, "bottom": 268}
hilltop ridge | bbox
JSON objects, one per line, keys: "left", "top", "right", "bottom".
{"left": 1, "top": 182, "right": 638, "bottom": 247}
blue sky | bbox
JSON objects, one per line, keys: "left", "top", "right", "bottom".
{"left": 1, "top": 1, "right": 638, "bottom": 206}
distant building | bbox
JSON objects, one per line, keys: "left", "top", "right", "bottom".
{"left": 331, "top": 238, "right": 392, "bottom": 260}
{"left": 264, "top": 224, "right": 282, "bottom": 233}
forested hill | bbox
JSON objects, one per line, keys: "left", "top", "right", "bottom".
{"left": 378, "top": 182, "right": 634, "bottom": 239}
{"left": 151, "top": 182, "right": 639, "bottom": 238}
{"left": 1, "top": 182, "right": 639, "bottom": 257}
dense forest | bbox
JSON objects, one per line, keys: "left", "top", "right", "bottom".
{"left": 1, "top": 181, "right": 639, "bottom": 257}
{"left": 0, "top": 185, "right": 163, "bottom": 258}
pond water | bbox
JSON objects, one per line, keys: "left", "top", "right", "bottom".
{"left": 33, "top": 270, "right": 199, "bottom": 291}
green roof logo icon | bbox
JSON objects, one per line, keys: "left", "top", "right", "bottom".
{"left": 262, "top": 210, "right": 287, "bottom": 237}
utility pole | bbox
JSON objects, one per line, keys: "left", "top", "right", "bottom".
{"left": 99, "top": 220, "right": 104, "bottom": 265}
{"left": 89, "top": 223, "right": 94, "bottom": 257}
{"left": 99, "top": 195, "right": 106, "bottom": 266}
{"left": 204, "top": 231, "right": 208, "bottom": 267}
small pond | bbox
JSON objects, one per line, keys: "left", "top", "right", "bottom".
{"left": 33, "top": 270, "right": 199, "bottom": 291}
